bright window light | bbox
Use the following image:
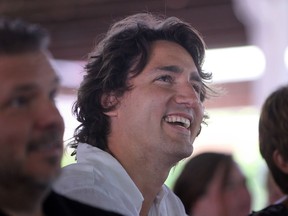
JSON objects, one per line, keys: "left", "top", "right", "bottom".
{"left": 285, "top": 46, "right": 288, "bottom": 69}
{"left": 204, "top": 46, "right": 266, "bottom": 83}
{"left": 52, "top": 60, "right": 85, "bottom": 88}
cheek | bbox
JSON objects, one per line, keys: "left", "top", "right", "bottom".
{"left": 121, "top": 90, "right": 163, "bottom": 113}
{"left": 0, "top": 120, "right": 30, "bottom": 157}
{"left": 223, "top": 191, "right": 235, "bottom": 202}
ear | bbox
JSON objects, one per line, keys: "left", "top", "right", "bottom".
{"left": 101, "top": 93, "right": 118, "bottom": 117}
{"left": 273, "top": 150, "right": 288, "bottom": 174}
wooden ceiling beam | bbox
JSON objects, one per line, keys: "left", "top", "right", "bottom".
{"left": 0, "top": 0, "right": 247, "bottom": 60}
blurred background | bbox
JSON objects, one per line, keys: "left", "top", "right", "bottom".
{"left": 1, "top": 0, "right": 287, "bottom": 211}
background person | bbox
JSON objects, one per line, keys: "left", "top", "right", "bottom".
{"left": 249, "top": 85, "right": 288, "bottom": 216}
{"left": 173, "top": 152, "right": 251, "bottom": 216}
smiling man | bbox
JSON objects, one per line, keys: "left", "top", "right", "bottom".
{"left": 0, "top": 18, "right": 123, "bottom": 216}
{"left": 53, "top": 13, "right": 213, "bottom": 216}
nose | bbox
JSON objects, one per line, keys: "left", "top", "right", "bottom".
{"left": 174, "top": 83, "right": 201, "bottom": 108}
{"left": 34, "top": 99, "right": 64, "bottom": 133}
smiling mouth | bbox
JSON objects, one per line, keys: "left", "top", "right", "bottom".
{"left": 164, "top": 115, "right": 191, "bottom": 129}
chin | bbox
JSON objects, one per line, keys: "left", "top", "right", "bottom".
{"left": 34, "top": 171, "right": 60, "bottom": 189}
{"left": 185, "top": 143, "right": 194, "bottom": 156}
{"left": 177, "top": 148, "right": 193, "bottom": 161}
{"left": 184, "top": 150, "right": 193, "bottom": 158}
{"left": 34, "top": 164, "right": 61, "bottom": 184}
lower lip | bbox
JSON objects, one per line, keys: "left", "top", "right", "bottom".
{"left": 165, "top": 122, "right": 191, "bottom": 135}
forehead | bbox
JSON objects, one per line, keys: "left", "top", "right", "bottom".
{"left": 0, "top": 51, "right": 57, "bottom": 93}
{"left": 151, "top": 40, "right": 194, "bottom": 60}
{"left": 148, "top": 40, "right": 196, "bottom": 67}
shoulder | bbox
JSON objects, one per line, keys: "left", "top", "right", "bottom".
{"left": 0, "top": 209, "right": 8, "bottom": 216}
{"left": 44, "top": 190, "right": 123, "bottom": 216}
{"left": 53, "top": 164, "right": 143, "bottom": 216}
{"left": 249, "top": 204, "right": 288, "bottom": 216}
{"left": 52, "top": 162, "right": 97, "bottom": 198}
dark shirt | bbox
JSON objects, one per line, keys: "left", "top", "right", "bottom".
{"left": 249, "top": 203, "right": 288, "bottom": 216}
{"left": 0, "top": 190, "right": 123, "bottom": 216}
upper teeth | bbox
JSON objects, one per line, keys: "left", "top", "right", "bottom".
{"left": 164, "top": 115, "right": 191, "bottom": 129}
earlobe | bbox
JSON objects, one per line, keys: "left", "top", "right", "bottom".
{"left": 101, "top": 93, "right": 118, "bottom": 117}
{"left": 273, "top": 150, "right": 288, "bottom": 173}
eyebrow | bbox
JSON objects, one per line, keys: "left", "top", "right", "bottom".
{"left": 156, "top": 65, "right": 202, "bottom": 83}
{"left": 12, "top": 76, "right": 60, "bottom": 93}
{"left": 156, "top": 65, "right": 183, "bottom": 73}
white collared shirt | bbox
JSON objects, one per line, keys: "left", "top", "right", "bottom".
{"left": 53, "top": 143, "right": 187, "bottom": 216}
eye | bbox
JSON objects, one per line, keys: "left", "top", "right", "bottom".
{"left": 156, "top": 75, "right": 174, "bottom": 83}
{"left": 9, "top": 95, "right": 32, "bottom": 108}
{"left": 191, "top": 82, "right": 204, "bottom": 98}
{"left": 192, "top": 83, "right": 201, "bottom": 93}
{"left": 191, "top": 82, "right": 207, "bottom": 102}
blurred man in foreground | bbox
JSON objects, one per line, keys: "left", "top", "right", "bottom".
{"left": 0, "top": 18, "right": 122, "bottom": 216}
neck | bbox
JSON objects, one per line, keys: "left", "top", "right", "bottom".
{"left": 109, "top": 145, "right": 172, "bottom": 216}
{"left": 136, "top": 166, "right": 170, "bottom": 216}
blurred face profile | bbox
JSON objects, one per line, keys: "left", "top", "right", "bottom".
{"left": 222, "top": 163, "right": 251, "bottom": 216}
{"left": 191, "top": 161, "right": 251, "bottom": 216}
{"left": 0, "top": 51, "right": 64, "bottom": 189}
